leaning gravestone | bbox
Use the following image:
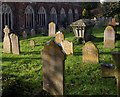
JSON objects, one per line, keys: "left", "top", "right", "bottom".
{"left": 104, "top": 26, "right": 115, "bottom": 48}
{"left": 22, "top": 31, "right": 27, "bottom": 39}
{"left": 3, "top": 25, "right": 11, "bottom": 53}
{"left": 10, "top": 33, "right": 20, "bottom": 55}
{"left": 41, "top": 40, "right": 66, "bottom": 95}
{"left": 55, "top": 31, "right": 64, "bottom": 44}
{"left": 61, "top": 40, "right": 73, "bottom": 55}
{"left": 30, "top": 29, "right": 35, "bottom": 36}
{"left": 48, "top": 22, "right": 56, "bottom": 37}
{"left": 82, "top": 41, "right": 99, "bottom": 63}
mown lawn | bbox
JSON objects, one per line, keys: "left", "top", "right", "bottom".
{"left": 1, "top": 26, "right": 120, "bottom": 97}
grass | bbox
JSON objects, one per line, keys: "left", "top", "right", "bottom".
{"left": 1, "top": 26, "right": 120, "bottom": 97}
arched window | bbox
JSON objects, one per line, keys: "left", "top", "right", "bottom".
{"left": 68, "top": 9, "right": 73, "bottom": 24}
{"left": 25, "top": 5, "right": 34, "bottom": 28}
{"left": 60, "top": 8, "right": 66, "bottom": 25}
{"left": 75, "top": 9, "right": 79, "bottom": 20}
{"left": 38, "top": 7, "right": 47, "bottom": 27}
{"left": 2, "top": 4, "right": 13, "bottom": 29}
{"left": 50, "top": 7, "right": 57, "bottom": 24}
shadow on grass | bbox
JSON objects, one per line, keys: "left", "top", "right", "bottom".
{"left": 73, "top": 52, "right": 82, "bottom": 56}
{"left": 21, "top": 51, "right": 41, "bottom": 55}
{"left": 93, "top": 37, "right": 103, "bottom": 43}
{"left": 2, "top": 57, "right": 41, "bottom": 62}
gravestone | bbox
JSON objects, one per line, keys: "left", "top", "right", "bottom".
{"left": 22, "top": 31, "right": 27, "bottom": 39}
{"left": 82, "top": 41, "right": 99, "bottom": 63}
{"left": 48, "top": 22, "right": 56, "bottom": 37}
{"left": 111, "top": 18, "right": 116, "bottom": 26}
{"left": 10, "top": 33, "right": 20, "bottom": 55}
{"left": 101, "top": 51, "right": 120, "bottom": 97}
{"left": 61, "top": 40, "right": 73, "bottom": 55}
{"left": 55, "top": 31, "right": 64, "bottom": 44}
{"left": 30, "top": 40, "right": 35, "bottom": 47}
{"left": 3, "top": 25, "right": 11, "bottom": 53}
{"left": 30, "top": 29, "right": 35, "bottom": 36}
{"left": 104, "top": 26, "right": 115, "bottom": 48}
{"left": 41, "top": 40, "right": 66, "bottom": 95}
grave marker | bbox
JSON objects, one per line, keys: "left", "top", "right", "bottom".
{"left": 3, "top": 25, "right": 11, "bottom": 53}
{"left": 82, "top": 41, "right": 99, "bottom": 63}
{"left": 41, "top": 40, "right": 66, "bottom": 95}
{"left": 10, "top": 33, "right": 20, "bottom": 55}
{"left": 61, "top": 40, "right": 73, "bottom": 55}
{"left": 55, "top": 31, "right": 64, "bottom": 44}
{"left": 22, "top": 31, "right": 27, "bottom": 39}
{"left": 48, "top": 22, "right": 56, "bottom": 37}
{"left": 30, "top": 40, "right": 35, "bottom": 47}
{"left": 30, "top": 29, "right": 35, "bottom": 36}
{"left": 104, "top": 26, "right": 115, "bottom": 48}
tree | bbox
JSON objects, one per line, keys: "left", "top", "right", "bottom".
{"left": 102, "top": 2, "right": 120, "bottom": 17}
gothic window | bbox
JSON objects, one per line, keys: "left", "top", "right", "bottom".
{"left": 68, "top": 9, "right": 73, "bottom": 24}
{"left": 60, "top": 8, "right": 66, "bottom": 24}
{"left": 2, "top": 4, "right": 13, "bottom": 29}
{"left": 74, "top": 9, "right": 79, "bottom": 20}
{"left": 38, "top": 7, "right": 47, "bottom": 27}
{"left": 25, "top": 5, "right": 34, "bottom": 28}
{"left": 50, "top": 7, "right": 57, "bottom": 24}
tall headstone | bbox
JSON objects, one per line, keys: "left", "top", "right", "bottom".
{"left": 55, "top": 31, "right": 64, "bottom": 44}
{"left": 10, "top": 33, "right": 20, "bottom": 55}
{"left": 22, "top": 31, "right": 27, "bottom": 39}
{"left": 82, "top": 41, "right": 99, "bottom": 63}
{"left": 104, "top": 26, "right": 115, "bottom": 48}
{"left": 30, "top": 29, "right": 35, "bottom": 36}
{"left": 3, "top": 25, "right": 11, "bottom": 53}
{"left": 41, "top": 40, "right": 66, "bottom": 95}
{"left": 48, "top": 22, "right": 56, "bottom": 37}
{"left": 61, "top": 40, "right": 73, "bottom": 55}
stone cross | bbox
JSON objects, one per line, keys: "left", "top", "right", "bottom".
{"left": 55, "top": 31, "right": 64, "bottom": 44}
{"left": 10, "top": 33, "right": 20, "bottom": 55}
{"left": 41, "top": 40, "right": 66, "bottom": 96}
{"left": 3, "top": 25, "right": 11, "bottom": 53}
{"left": 82, "top": 41, "right": 99, "bottom": 63}
{"left": 104, "top": 26, "right": 115, "bottom": 48}
{"left": 61, "top": 40, "right": 73, "bottom": 55}
{"left": 101, "top": 51, "right": 120, "bottom": 97}
{"left": 48, "top": 22, "right": 56, "bottom": 37}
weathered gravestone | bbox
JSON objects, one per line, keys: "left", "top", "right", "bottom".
{"left": 41, "top": 40, "right": 66, "bottom": 95}
{"left": 30, "top": 40, "right": 35, "bottom": 47}
{"left": 48, "top": 22, "right": 56, "bottom": 37}
{"left": 55, "top": 31, "right": 64, "bottom": 44}
{"left": 82, "top": 41, "right": 99, "bottom": 63}
{"left": 3, "top": 25, "right": 11, "bottom": 53}
{"left": 22, "top": 31, "right": 27, "bottom": 39}
{"left": 30, "top": 29, "right": 35, "bottom": 36}
{"left": 61, "top": 40, "right": 73, "bottom": 55}
{"left": 104, "top": 26, "right": 115, "bottom": 48}
{"left": 10, "top": 33, "right": 20, "bottom": 55}
{"left": 101, "top": 51, "right": 120, "bottom": 97}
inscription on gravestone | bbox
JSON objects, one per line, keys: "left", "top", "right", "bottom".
{"left": 3, "top": 25, "right": 11, "bottom": 53}
{"left": 10, "top": 33, "right": 20, "bottom": 55}
{"left": 41, "top": 40, "right": 66, "bottom": 95}
{"left": 82, "top": 41, "right": 99, "bottom": 63}
{"left": 104, "top": 26, "right": 115, "bottom": 48}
